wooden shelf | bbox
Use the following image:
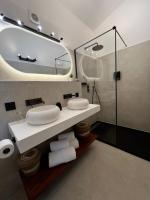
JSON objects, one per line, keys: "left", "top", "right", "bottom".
{"left": 20, "top": 134, "right": 96, "bottom": 200}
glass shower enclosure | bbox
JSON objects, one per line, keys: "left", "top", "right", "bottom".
{"left": 74, "top": 26, "right": 150, "bottom": 161}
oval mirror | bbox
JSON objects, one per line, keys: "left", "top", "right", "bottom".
{"left": 79, "top": 55, "right": 103, "bottom": 81}
{"left": 0, "top": 24, "right": 72, "bottom": 76}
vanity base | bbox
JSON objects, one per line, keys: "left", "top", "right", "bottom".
{"left": 20, "top": 134, "right": 96, "bottom": 200}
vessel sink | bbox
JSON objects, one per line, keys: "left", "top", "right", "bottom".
{"left": 67, "top": 98, "right": 89, "bottom": 110}
{"left": 26, "top": 105, "right": 60, "bottom": 125}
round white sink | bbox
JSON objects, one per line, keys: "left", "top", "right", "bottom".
{"left": 26, "top": 105, "right": 60, "bottom": 125}
{"left": 67, "top": 98, "right": 89, "bottom": 110}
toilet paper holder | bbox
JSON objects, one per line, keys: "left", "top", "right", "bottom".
{"left": 0, "top": 137, "right": 16, "bottom": 143}
{"left": 11, "top": 137, "right": 16, "bottom": 143}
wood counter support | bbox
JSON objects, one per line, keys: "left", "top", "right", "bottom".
{"left": 20, "top": 134, "right": 96, "bottom": 200}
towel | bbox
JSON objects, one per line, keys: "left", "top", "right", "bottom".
{"left": 58, "top": 131, "right": 75, "bottom": 140}
{"left": 69, "top": 138, "right": 79, "bottom": 149}
{"left": 50, "top": 139, "right": 70, "bottom": 152}
{"left": 48, "top": 146, "right": 76, "bottom": 168}
{"left": 50, "top": 138, "right": 79, "bottom": 152}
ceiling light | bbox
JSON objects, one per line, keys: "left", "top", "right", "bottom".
{"left": 17, "top": 19, "right": 23, "bottom": 26}
{"left": 37, "top": 25, "right": 42, "bottom": 32}
{"left": 51, "top": 32, "right": 55, "bottom": 36}
{"left": 0, "top": 14, "right": 4, "bottom": 21}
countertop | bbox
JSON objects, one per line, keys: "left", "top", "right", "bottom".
{"left": 8, "top": 104, "right": 100, "bottom": 153}
{"left": 13, "top": 141, "right": 150, "bottom": 200}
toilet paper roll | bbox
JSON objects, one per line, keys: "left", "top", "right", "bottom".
{"left": 0, "top": 139, "right": 14, "bottom": 159}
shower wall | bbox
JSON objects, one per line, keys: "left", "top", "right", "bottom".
{"left": 117, "top": 40, "right": 150, "bottom": 132}
{"left": 81, "top": 40, "right": 150, "bottom": 133}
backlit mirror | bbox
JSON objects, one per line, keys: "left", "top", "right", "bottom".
{"left": 0, "top": 22, "right": 72, "bottom": 75}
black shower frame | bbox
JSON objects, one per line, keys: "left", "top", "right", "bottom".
{"left": 74, "top": 26, "right": 127, "bottom": 126}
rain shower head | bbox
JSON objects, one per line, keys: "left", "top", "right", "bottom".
{"left": 84, "top": 42, "right": 103, "bottom": 51}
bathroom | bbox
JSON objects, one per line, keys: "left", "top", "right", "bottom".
{"left": 0, "top": 0, "right": 150, "bottom": 199}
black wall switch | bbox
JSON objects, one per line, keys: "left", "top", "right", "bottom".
{"left": 5, "top": 102, "right": 16, "bottom": 111}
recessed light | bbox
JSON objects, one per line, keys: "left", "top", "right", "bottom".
{"left": 17, "top": 19, "right": 23, "bottom": 26}
{"left": 51, "top": 32, "right": 55, "bottom": 36}
{"left": 37, "top": 25, "right": 42, "bottom": 32}
{"left": 0, "top": 14, "right": 4, "bottom": 20}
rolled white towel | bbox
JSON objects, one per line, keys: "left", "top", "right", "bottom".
{"left": 69, "top": 138, "right": 79, "bottom": 149}
{"left": 48, "top": 147, "right": 76, "bottom": 168}
{"left": 58, "top": 131, "right": 75, "bottom": 140}
{"left": 50, "top": 140, "right": 70, "bottom": 152}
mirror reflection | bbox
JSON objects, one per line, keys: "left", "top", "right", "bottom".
{"left": 0, "top": 24, "right": 71, "bottom": 75}
{"left": 81, "top": 55, "right": 102, "bottom": 79}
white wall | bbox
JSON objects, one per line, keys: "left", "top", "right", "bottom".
{"left": 75, "top": 0, "right": 150, "bottom": 59}
{"left": 94, "top": 0, "right": 150, "bottom": 49}
{"left": 0, "top": 0, "right": 94, "bottom": 49}
{"left": 1, "top": 0, "right": 150, "bottom": 51}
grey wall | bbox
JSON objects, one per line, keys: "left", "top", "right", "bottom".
{"left": 0, "top": 81, "right": 81, "bottom": 199}
{"left": 81, "top": 40, "right": 150, "bottom": 133}
{"left": 117, "top": 40, "right": 150, "bottom": 132}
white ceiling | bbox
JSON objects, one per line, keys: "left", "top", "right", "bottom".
{"left": 0, "top": 0, "right": 125, "bottom": 49}
{"left": 59, "top": 0, "right": 124, "bottom": 30}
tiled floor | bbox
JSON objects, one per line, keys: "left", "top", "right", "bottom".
{"left": 11, "top": 141, "right": 150, "bottom": 200}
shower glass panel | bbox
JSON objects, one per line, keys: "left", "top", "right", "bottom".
{"left": 75, "top": 27, "right": 150, "bottom": 161}
{"left": 75, "top": 29, "right": 117, "bottom": 145}
{"left": 116, "top": 34, "right": 150, "bottom": 160}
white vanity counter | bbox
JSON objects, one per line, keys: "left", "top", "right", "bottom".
{"left": 8, "top": 104, "right": 100, "bottom": 153}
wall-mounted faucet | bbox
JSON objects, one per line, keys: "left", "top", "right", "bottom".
{"left": 18, "top": 53, "right": 37, "bottom": 62}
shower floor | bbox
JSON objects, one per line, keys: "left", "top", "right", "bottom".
{"left": 92, "top": 121, "right": 150, "bottom": 161}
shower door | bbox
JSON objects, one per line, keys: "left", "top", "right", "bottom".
{"left": 75, "top": 29, "right": 117, "bottom": 145}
